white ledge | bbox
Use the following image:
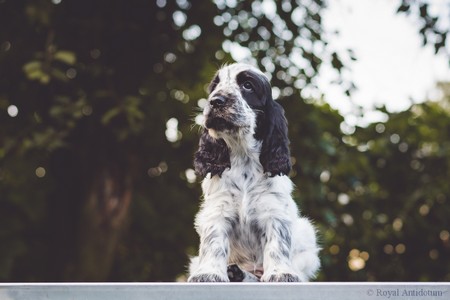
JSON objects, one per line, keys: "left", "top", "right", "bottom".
{"left": 0, "top": 282, "right": 449, "bottom": 300}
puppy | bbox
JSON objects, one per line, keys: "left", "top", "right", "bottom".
{"left": 188, "top": 63, "right": 320, "bottom": 282}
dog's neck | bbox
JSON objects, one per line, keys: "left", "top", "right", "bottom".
{"left": 219, "top": 129, "right": 262, "bottom": 168}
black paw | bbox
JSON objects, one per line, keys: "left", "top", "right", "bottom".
{"left": 264, "top": 273, "right": 300, "bottom": 282}
{"left": 227, "top": 264, "right": 245, "bottom": 282}
{"left": 188, "top": 273, "right": 228, "bottom": 282}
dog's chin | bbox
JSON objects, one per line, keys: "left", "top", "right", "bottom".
{"left": 207, "top": 128, "right": 219, "bottom": 139}
{"left": 205, "top": 117, "right": 236, "bottom": 138}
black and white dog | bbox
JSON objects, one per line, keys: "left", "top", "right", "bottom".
{"left": 188, "top": 63, "right": 320, "bottom": 282}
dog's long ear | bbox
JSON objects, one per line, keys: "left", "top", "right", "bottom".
{"left": 194, "top": 129, "right": 230, "bottom": 177}
{"left": 259, "top": 99, "right": 291, "bottom": 177}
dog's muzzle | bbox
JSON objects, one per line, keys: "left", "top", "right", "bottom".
{"left": 204, "top": 94, "right": 237, "bottom": 132}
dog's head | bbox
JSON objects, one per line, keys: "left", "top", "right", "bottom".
{"left": 194, "top": 63, "right": 291, "bottom": 177}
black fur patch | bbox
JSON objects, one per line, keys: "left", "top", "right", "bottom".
{"left": 194, "top": 129, "right": 230, "bottom": 177}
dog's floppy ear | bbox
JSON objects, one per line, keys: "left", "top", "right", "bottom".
{"left": 194, "top": 129, "right": 230, "bottom": 177}
{"left": 259, "top": 99, "right": 291, "bottom": 177}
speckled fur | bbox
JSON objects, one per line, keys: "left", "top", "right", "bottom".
{"left": 188, "top": 63, "right": 320, "bottom": 282}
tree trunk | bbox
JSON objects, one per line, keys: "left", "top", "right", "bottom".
{"left": 66, "top": 164, "right": 132, "bottom": 281}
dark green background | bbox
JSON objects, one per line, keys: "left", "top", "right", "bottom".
{"left": 0, "top": 0, "right": 449, "bottom": 282}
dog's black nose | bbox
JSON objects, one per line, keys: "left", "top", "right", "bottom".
{"left": 210, "top": 95, "right": 226, "bottom": 108}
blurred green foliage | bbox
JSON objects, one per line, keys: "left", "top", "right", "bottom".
{"left": 397, "top": 0, "right": 449, "bottom": 56}
{"left": 0, "top": 0, "right": 449, "bottom": 282}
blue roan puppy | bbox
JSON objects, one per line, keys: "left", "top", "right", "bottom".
{"left": 188, "top": 63, "right": 320, "bottom": 282}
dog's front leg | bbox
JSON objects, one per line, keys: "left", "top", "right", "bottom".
{"left": 260, "top": 218, "right": 300, "bottom": 282}
{"left": 188, "top": 208, "right": 232, "bottom": 282}
{"left": 188, "top": 229, "right": 230, "bottom": 282}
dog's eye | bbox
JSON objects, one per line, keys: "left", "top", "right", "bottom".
{"left": 242, "top": 81, "right": 254, "bottom": 92}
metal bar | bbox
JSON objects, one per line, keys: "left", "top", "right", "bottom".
{"left": 0, "top": 282, "right": 449, "bottom": 300}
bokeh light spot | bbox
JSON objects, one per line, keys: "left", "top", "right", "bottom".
{"left": 7, "top": 105, "right": 18, "bottom": 117}
{"left": 35, "top": 167, "right": 46, "bottom": 178}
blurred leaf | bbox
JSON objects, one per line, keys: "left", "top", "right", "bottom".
{"left": 23, "top": 61, "right": 44, "bottom": 80}
{"left": 396, "top": 4, "right": 410, "bottom": 13}
{"left": 331, "top": 52, "right": 344, "bottom": 72}
{"left": 54, "top": 50, "right": 76, "bottom": 65}
{"left": 419, "top": 3, "right": 428, "bottom": 19}
{"left": 101, "top": 107, "right": 121, "bottom": 125}
{"left": 50, "top": 68, "right": 68, "bottom": 82}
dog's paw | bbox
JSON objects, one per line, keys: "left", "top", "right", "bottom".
{"left": 188, "top": 273, "right": 229, "bottom": 282}
{"left": 227, "top": 264, "right": 245, "bottom": 282}
{"left": 261, "top": 272, "right": 300, "bottom": 282}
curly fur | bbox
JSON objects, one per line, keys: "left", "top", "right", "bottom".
{"left": 188, "top": 63, "right": 320, "bottom": 282}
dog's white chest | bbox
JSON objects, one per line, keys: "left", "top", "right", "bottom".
{"left": 203, "top": 154, "right": 266, "bottom": 201}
